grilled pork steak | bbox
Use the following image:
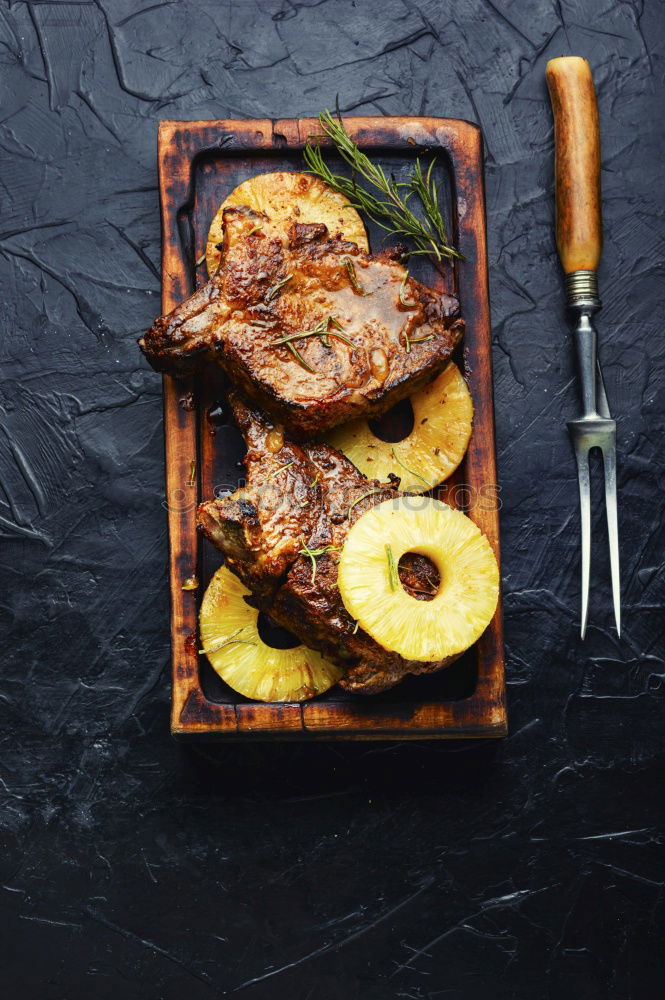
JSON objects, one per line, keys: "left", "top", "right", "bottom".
{"left": 140, "top": 207, "right": 464, "bottom": 437}
{"left": 197, "top": 392, "right": 455, "bottom": 694}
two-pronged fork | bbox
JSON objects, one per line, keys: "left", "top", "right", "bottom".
{"left": 546, "top": 56, "right": 621, "bottom": 639}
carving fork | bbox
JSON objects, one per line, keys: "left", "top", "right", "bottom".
{"left": 546, "top": 57, "right": 620, "bottom": 639}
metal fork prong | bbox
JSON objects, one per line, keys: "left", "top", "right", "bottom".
{"left": 602, "top": 443, "right": 621, "bottom": 636}
{"left": 573, "top": 444, "right": 592, "bottom": 639}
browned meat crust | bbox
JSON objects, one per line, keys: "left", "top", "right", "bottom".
{"left": 197, "top": 392, "right": 456, "bottom": 695}
{"left": 140, "top": 207, "right": 464, "bottom": 437}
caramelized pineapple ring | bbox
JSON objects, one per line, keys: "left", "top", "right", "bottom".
{"left": 206, "top": 171, "right": 369, "bottom": 276}
{"left": 200, "top": 566, "right": 342, "bottom": 702}
{"left": 326, "top": 363, "right": 473, "bottom": 494}
{"left": 338, "top": 497, "right": 499, "bottom": 662}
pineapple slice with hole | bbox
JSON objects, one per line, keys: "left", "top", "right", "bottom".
{"left": 326, "top": 363, "right": 473, "bottom": 494}
{"left": 200, "top": 565, "right": 342, "bottom": 702}
{"left": 206, "top": 171, "right": 369, "bottom": 276}
{"left": 338, "top": 497, "right": 499, "bottom": 662}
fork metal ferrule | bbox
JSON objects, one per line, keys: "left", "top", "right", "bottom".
{"left": 565, "top": 269, "right": 600, "bottom": 309}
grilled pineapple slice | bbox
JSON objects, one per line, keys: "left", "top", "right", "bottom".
{"left": 326, "top": 363, "right": 473, "bottom": 493}
{"left": 338, "top": 497, "right": 499, "bottom": 662}
{"left": 200, "top": 565, "right": 342, "bottom": 702}
{"left": 206, "top": 171, "right": 369, "bottom": 276}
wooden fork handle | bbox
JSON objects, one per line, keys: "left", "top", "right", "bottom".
{"left": 546, "top": 57, "right": 602, "bottom": 274}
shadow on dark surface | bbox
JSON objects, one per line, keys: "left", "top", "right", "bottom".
{"left": 178, "top": 736, "right": 502, "bottom": 800}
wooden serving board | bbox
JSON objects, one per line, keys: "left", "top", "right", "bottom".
{"left": 158, "top": 117, "right": 506, "bottom": 740}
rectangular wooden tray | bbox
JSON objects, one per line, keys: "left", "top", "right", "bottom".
{"left": 158, "top": 117, "right": 506, "bottom": 740}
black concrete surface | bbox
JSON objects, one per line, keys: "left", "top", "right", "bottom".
{"left": 1, "top": 1, "right": 663, "bottom": 997}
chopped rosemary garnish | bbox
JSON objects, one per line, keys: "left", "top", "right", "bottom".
{"left": 246, "top": 224, "right": 263, "bottom": 236}
{"left": 299, "top": 543, "right": 342, "bottom": 584}
{"left": 399, "top": 272, "right": 417, "bottom": 308}
{"left": 390, "top": 448, "right": 432, "bottom": 489}
{"left": 311, "top": 473, "right": 319, "bottom": 489}
{"left": 269, "top": 460, "right": 294, "bottom": 479}
{"left": 352, "top": 620, "right": 359, "bottom": 634}
{"left": 408, "top": 334, "right": 435, "bottom": 346}
{"left": 272, "top": 317, "right": 354, "bottom": 349}
{"left": 348, "top": 488, "right": 386, "bottom": 516}
{"left": 195, "top": 253, "right": 206, "bottom": 267}
{"left": 264, "top": 273, "right": 293, "bottom": 303}
{"left": 199, "top": 627, "right": 257, "bottom": 656}
{"left": 385, "top": 544, "right": 400, "bottom": 592}
{"left": 303, "top": 110, "right": 462, "bottom": 266}
{"left": 343, "top": 256, "right": 370, "bottom": 295}
{"left": 271, "top": 316, "right": 354, "bottom": 371}
{"left": 187, "top": 460, "right": 196, "bottom": 487}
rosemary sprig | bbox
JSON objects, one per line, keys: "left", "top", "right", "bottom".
{"left": 271, "top": 315, "right": 354, "bottom": 371}
{"left": 199, "top": 627, "right": 257, "bottom": 656}
{"left": 265, "top": 273, "right": 293, "bottom": 303}
{"left": 299, "top": 543, "right": 342, "bottom": 584}
{"left": 390, "top": 448, "right": 432, "bottom": 490}
{"left": 272, "top": 317, "right": 354, "bottom": 349}
{"left": 303, "top": 110, "right": 462, "bottom": 264}
{"left": 385, "top": 544, "right": 400, "bottom": 592}
{"left": 348, "top": 488, "right": 386, "bottom": 517}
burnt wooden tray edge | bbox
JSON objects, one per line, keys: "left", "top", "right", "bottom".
{"left": 158, "top": 117, "right": 506, "bottom": 740}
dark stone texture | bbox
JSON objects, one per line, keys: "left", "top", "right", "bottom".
{"left": 1, "top": 1, "right": 663, "bottom": 997}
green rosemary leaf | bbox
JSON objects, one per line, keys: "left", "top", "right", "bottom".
{"left": 199, "top": 627, "right": 257, "bottom": 655}
{"left": 299, "top": 543, "right": 342, "bottom": 584}
{"left": 385, "top": 544, "right": 400, "bottom": 592}
{"left": 285, "top": 339, "right": 315, "bottom": 372}
{"left": 343, "top": 256, "right": 370, "bottom": 295}
{"left": 399, "top": 271, "right": 417, "bottom": 308}
{"left": 348, "top": 487, "right": 387, "bottom": 517}
{"left": 265, "top": 273, "right": 293, "bottom": 303}
{"left": 269, "top": 460, "right": 294, "bottom": 479}
{"left": 390, "top": 448, "right": 433, "bottom": 489}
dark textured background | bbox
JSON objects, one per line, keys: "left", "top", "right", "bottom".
{"left": 1, "top": 1, "right": 663, "bottom": 997}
